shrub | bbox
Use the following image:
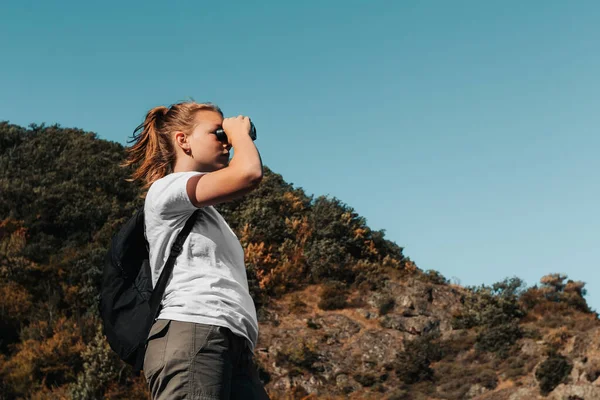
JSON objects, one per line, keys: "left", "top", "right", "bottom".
{"left": 535, "top": 353, "right": 572, "bottom": 395}
{"left": 377, "top": 296, "right": 396, "bottom": 316}
{"left": 453, "top": 277, "right": 526, "bottom": 357}
{"left": 453, "top": 277, "right": 526, "bottom": 330}
{"left": 69, "top": 325, "right": 123, "bottom": 400}
{"left": 275, "top": 339, "right": 319, "bottom": 371}
{"left": 306, "top": 238, "right": 355, "bottom": 283}
{"left": 422, "top": 269, "right": 448, "bottom": 285}
{"left": 394, "top": 334, "right": 442, "bottom": 384}
{"left": 0, "top": 316, "right": 86, "bottom": 396}
{"left": 318, "top": 281, "right": 348, "bottom": 310}
{"left": 353, "top": 260, "right": 389, "bottom": 291}
{"left": 545, "top": 327, "right": 571, "bottom": 351}
{"left": 474, "top": 369, "right": 498, "bottom": 390}
{"left": 502, "top": 353, "right": 538, "bottom": 380}
{"left": 475, "top": 322, "right": 522, "bottom": 357}
{"left": 522, "top": 274, "right": 591, "bottom": 314}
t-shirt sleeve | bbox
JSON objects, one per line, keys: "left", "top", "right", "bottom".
{"left": 147, "top": 172, "right": 206, "bottom": 219}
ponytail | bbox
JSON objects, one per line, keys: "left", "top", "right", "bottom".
{"left": 123, "top": 106, "right": 173, "bottom": 189}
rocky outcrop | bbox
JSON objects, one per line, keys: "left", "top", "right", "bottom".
{"left": 255, "top": 278, "right": 599, "bottom": 399}
{"left": 257, "top": 278, "right": 465, "bottom": 398}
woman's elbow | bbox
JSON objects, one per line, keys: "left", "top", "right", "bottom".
{"left": 247, "top": 169, "right": 263, "bottom": 188}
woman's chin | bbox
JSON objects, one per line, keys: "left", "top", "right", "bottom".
{"left": 214, "top": 161, "right": 228, "bottom": 170}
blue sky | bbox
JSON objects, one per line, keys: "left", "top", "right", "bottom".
{"left": 2, "top": 1, "right": 598, "bottom": 310}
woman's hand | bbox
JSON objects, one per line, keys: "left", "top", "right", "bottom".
{"left": 222, "top": 115, "right": 252, "bottom": 145}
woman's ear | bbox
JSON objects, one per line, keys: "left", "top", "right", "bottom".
{"left": 174, "top": 131, "right": 190, "bottom": 152}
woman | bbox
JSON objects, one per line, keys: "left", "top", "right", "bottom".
{"left": 124, "top": 101, "right": 269, "bottom": 399}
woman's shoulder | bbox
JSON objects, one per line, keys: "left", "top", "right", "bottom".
{"left": 145, "top": 171, "right": 205, "bottom": 219}
{"left": 146, "top": 172, "right": 198, "bottom": 200}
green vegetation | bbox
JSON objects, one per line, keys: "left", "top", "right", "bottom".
{"left": 377, "top": 295, "right": 396, "bottom": 316}
{"left": 392, "top": 333, "right": 442, "bottom": 384}
{"left": 521, "top": 273, "right": 592, "bottom": 314}
{"left": 274, "top": 338, "right": 319, "bottom": 375}
{"left": 535, "top": 352, "right": 573, "bottom": 395}
{"left": 0, "top": 122, "right": 596, "bottom": 399}
{"left": 452, "top": 277, "right": 526, "bottom": 357}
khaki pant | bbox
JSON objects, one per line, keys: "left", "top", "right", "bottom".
{"left": 143, "top": 320, "right": 270, "bottom": 400}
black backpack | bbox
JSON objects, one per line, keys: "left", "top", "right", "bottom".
{"left": 99, "top": 208, "right": 199, "bottom": 373}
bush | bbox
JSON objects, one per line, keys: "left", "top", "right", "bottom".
{"left": 394, "top": 334, "right": 442, "bottom": 384}
{"left": 453, "top": 278, "right": 526, "bottom": 356}
{"left": 69, "top": 325, "right": 122, "bottom": 400}
{"left": 545, "top": 327, "right": 571, "bottom": 351}
{"left": 275, "top": 339, "right": 319, "bottom": 371}
{"left": 501, "top": 353, "right": 537, "bottom": 380}
{"left": 474, "top": 369, "right": 498, "bottom": 390}
{"left": 422, "top": 269, "right": 448, "bottom": 285}
{"left": 306, "top": 238, "right": 355, "bottom": 283}
{"left": 475, "top": 322, "right": 522, "bottom": 357}
{"left": 353, "top": 260, "right": 389, "bottom": 291}
{"left": 0, "top": 316, "right": 86, "bottom": 396}
{"left": 318, "top": 281, "right": 348, "bottom": 310}
{"left": 535, "top": 353, "right": 572, "bottom": 395}
{"left": 453, "top": 277, "right": 526, "bottom": 330}
{"left": 353, "top": 373, "right": 376, "bottom": 387}
{"left": 377, "top": 296, "right": 396, "bottom": 316}
{"left": 522, "top": 274, "right": 591, "bottom": 314}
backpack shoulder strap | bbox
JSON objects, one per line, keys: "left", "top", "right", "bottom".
{"left": 149, "top": 209, "right": 200, "bottom": 316}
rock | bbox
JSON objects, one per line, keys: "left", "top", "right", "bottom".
{"left": 570, "top": 360, "right": 588, "bottom": 383}
{"left": 271, "top": 360, "right": 288, "bottom": 376}
{"left": 335, "top": 373, "right": 349, "bottom": 388}
{"left": 379, "top": 315, "right": 403, "bottom": 331}
{"left": 400, "top": 308, "right": 419, "bottom": 317}
{"left": 465, "top": 383, "right": 488, "bottom": 399}
{"left": 508, "top": 387, "right": 540, "bottom": 400}
{"left": 325, "top": 314, "right": 361, "bottom": 334}
{"left": 272, "top": 376, "right": 292, "bottom": 391}
{"left": 293, "top": 374, "right": 323, "bottom": 394}
{"left": 314, "top": 314, "right": 362, "bottom": 342}
{"left": 348, "top": 330, "right": 399, "bottom": 365}
{"left": 549, "top": 383, "right": 600, "bottom": 399}
{"left": 380, "top": 315, "right": 440, "bottom": 335}
{"left": 520, "top": 339, "right": 540, "bottom": 356}
{"left": 334, "top": 373, "right": 359, "bottom": 394}
{"left": 396, "top": 293, "right": 415, "bottom": 309}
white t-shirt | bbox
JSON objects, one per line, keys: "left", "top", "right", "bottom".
{"left": 144, "top": 171, "right": 258, "bottom": 349}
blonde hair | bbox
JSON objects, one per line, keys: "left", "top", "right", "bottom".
{"left": 123, "top": 101, "right": 223, "bottom": 189}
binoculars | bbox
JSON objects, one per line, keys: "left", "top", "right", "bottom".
{"left": 214, "top": 122, "right": 257, "bottom": 143}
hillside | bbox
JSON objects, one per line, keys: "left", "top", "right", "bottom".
{"left": 0, "top": 122, "right": 598, "bottom": 400}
